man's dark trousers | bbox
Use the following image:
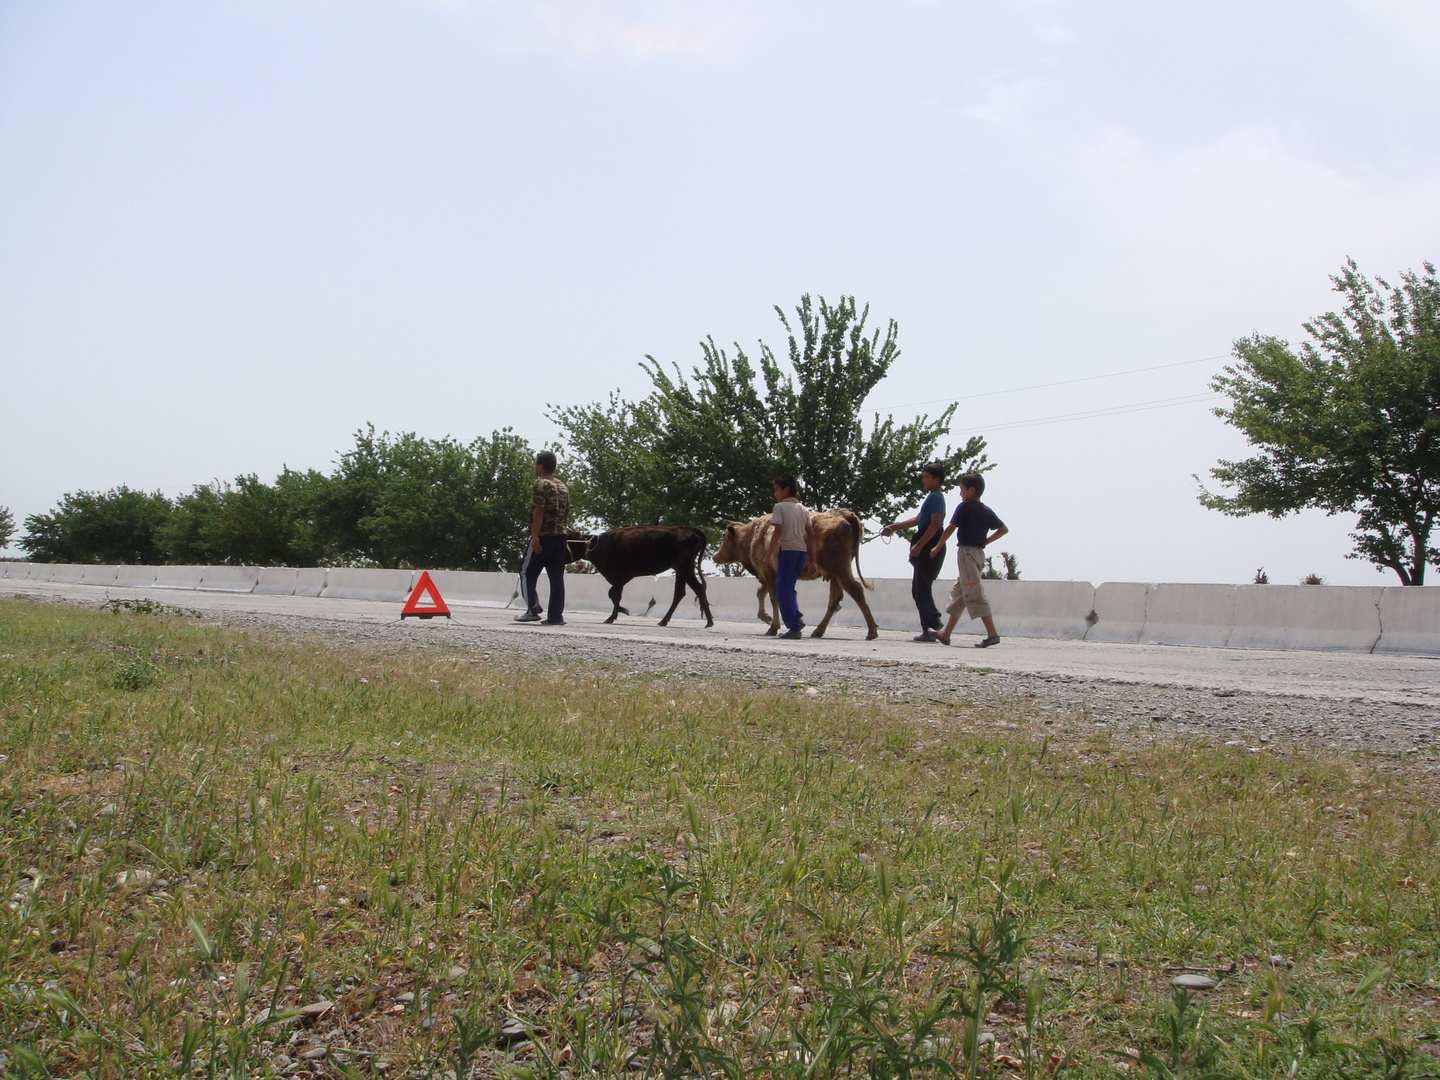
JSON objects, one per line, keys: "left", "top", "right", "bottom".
{"left": 910, "top": 548, "right": 945, "bottom": 632}
{"left": 524, "top": 534, "right": 568, "bottom": 622}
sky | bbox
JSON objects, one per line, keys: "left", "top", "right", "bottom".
{"left": 2, "top": 0, "right": 1438, "bottom": 585}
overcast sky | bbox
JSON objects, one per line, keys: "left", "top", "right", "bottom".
{"left": 2, "top": 0, "right": 1437, "bottom": 584}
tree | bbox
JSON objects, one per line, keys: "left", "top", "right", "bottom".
{"left": 0, "top": 505, "right": 14, "bottom": 551}
{"left": 163, "top": 472, "right": 335, "bottom": 566}
{"left": 20, "top": 487, "right": 174, "bottom": 564}
{"left": 322, "top": 426, "right": 534, "bottom": 570}
{"left": 546, "top": 393, "right": 665, "bottom": 529}
{"left": 1200, "top": 259, "right": 1440, "bottom": 585}
{"left": 554, "top": 295, "right": 988, "bottom": 532}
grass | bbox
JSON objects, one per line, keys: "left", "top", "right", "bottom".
{"left": 1, "top": 597, "right": 1438, "bottom": 1079}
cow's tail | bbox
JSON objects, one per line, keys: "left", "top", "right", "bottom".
{"left": 848, "top": 511, "right": 873, "bottom": 590}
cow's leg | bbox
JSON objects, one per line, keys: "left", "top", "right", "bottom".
{"left": 839, "top": 573, "right": 880, "bottom": 640}
{"left": 755, "top": 584, "right": 771, "bottom": 623}
{"left": 676, "top": 566, "right": 714, "bottom": 628}
{"left": 658, "top": 576, "right": 687, "bottom": 626}
{"left": 765, "top": 579, "right": 782, "bottom": 635}
{"left": 605, "top": 582, "right": 626, "bottom": 623}
{"left": 811, "top": 579, "right": 845, "bottom": 638}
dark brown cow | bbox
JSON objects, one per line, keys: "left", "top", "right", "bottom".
{"left": 715, "top": 509, "right": 878, "bottom": 639}
{"left": 584, "top": 526, "right": 715, "bottom": 627}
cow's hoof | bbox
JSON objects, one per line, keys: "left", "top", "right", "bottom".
{"left": 764, "top": 628, "right": 778, "bottom": 637}
{"left": 809, "top": 629, "right": 825, "bottom": 638}
{"left": 866, "top": 628, "right": 879, "bottom": 640}
{"left": 704, "top": 619, "right": 715, "bottom": 628}
{"left": 603, "top": 616, "right": 618, "bottom": 624}
{"left": 657, "top": 617, "right": 670, "bottom": 627}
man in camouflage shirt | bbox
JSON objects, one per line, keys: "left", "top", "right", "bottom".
{"left": 517, "top": 450, "right": 571, "bottom": 625}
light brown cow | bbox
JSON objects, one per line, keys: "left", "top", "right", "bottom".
{"left": 714, "top": 509, "right": 878, "bottom": 639}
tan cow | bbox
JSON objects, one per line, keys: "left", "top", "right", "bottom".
{"left": 714, "top": 509, "right": 878, "bottom": 639}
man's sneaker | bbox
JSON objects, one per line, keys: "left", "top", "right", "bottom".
{"left": 975, "top": 635, "right": 1001, "bottom": 648}
{"left": 514, "top": 611, "right": 541, "bottom": 622}
{"left": 779, "top": 627, "right": 803, "bottom": 640}
{"left": 541, "top": 619, "right": 566, "bottom": 626}
{"left": 913, "top": 630, "right": 939, "bottom": 642}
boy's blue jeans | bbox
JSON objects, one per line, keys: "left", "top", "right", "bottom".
{"left": 776, "top": 549, "right": 807, "bottom": 630}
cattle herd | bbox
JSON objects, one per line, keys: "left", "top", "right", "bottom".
{"left": 566, "top": 512, "right": 879, "bottom": 640}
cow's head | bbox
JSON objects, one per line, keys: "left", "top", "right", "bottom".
{"left": 565, "top": 534, "right": 595, "bottom": 565}
{"left": 713, "top": 521, "right": 746, "bottom": 564}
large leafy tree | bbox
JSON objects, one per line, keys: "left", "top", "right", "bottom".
{"left": 1201, "top": 260, "right": 1440, "bottom": 585}
{"left": 554, "top": 295, "right": 987, "bottom": 531}
{"left": 163, "top": 472, "right": 335, "bottom": 566}
{"left": 328, "top": 427, "right": 534, "bottom": 571}
{"left": 20, "top": 487, "right": 174, "bottom": 564}
{"left": 0, "top": 506, "right": 14, "bottom": 551}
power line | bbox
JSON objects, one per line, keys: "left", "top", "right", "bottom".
{"left": 873, "top": 353, "right": 1230, "bottom": 412}
{"left": 957, "top": 391, "right": 1224, "bottom": 435}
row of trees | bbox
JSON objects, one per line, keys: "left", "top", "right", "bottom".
{"left": 17, "top": 429, "right": 535, "bottom": 571}
{"left": 12, "top": 295, "right": 985, "bottom": 570}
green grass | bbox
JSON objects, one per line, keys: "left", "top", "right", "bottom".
{"left": 1, "top": 598, "right": 1438, "bottom": 1079}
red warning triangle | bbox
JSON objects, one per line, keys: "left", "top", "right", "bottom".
{"left": 401, "top": 571, "right": 451, "bottom": 620}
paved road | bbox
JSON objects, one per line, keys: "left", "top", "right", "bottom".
{"left": 10, "top": 577, "right": 1438, "bottom": 708}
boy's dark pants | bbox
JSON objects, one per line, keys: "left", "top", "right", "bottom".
{"left": 524, "top": 534, "right": 568, "bottom": 622}
{"left": 910, "top": 548, "right": 945, "bottom": 631}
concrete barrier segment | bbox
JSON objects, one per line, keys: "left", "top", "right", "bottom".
{"left": 293, "top": 569, "right": 327, "bottom": 597}
{"left": 152, "top": 566, "right": 204, "bottom": 590}
{"left": 1374, "top": 587, "right": 1440, "bottom": 656}
{"left": 34, "top": 564, "right": 91, "bottom": 584}
{"left": 983, "top": 580, "right": 1098, "bottom": 640}
{"left": 0, "top": 562, "right": 31, "bottom": 580}
{"left": 1140, "top": 583, "right": 1237, "bottom": 648}
{"left": 424, "top": 570, "right": 517, "bottom": 608}
{"left": 320, "top": 568, "right": 416, "bottom": 604}
{"left": 255, "top": 568, "right": 300, "bottom": 596}
{"left": 1085, "top": 582, "right": 1150, "bottom": 643}
{"left": 1229, "top": 585, "right": 1383, "bottom": 652}
{"left": 197, "top": 566, "right": 259, "bottom": 593}
{"left": 112, "top": 565, "right": 159, "bottom": 588}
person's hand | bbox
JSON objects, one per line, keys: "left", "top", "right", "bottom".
{"left": 881, "top": 523, "right": 895, "bottom": 537}
{"left": 909, "top": 543, "right": 921, "bottom": 559}
{"left": 531, "top": 536, "right": 541, "bottom": 554}
{"left": 929, "top": 544, "right": 942, "bottom": 558}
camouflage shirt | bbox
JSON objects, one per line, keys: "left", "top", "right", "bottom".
{"left": 532, "top": 476, "right": 570, "bottom": 536}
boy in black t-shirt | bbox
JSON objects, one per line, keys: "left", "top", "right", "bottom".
{"left": 929, "top": 472, "right": 1008, "bottom": 647}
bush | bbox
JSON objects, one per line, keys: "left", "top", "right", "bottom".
{"left": 20, "top": 487, "right": 173, "bottom": 564}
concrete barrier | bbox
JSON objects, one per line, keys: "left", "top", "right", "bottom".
{"left": 320, "top": 568, "right": 415, "bottom": 604}
{"left": 36, "top": 564, "right": 90, "bottom": 584}
{"left": 1374, "top": 587, "right": 1440, "bottom": 656}
{"left": 196, "top": 566, "right": 259, "bottom": 593}
{"left": 152, "top": 566, "right": 204, "bottom": 590}
{"left": 1140, "top": 583, "right": 1237, "bottom": 648}
{"left": 113, "top": 565, "right": 158, "bottom": 588}
{"left": 255, "top": 567, "right": 300, "bottom": 596}
{"left": 1229, "top": 585, "right": 1383, "bottom": 652}
{"left": 986, "top": 580, "right": 1098, "bottom": 640}
{"left": 0, "top": 562, "right": 30, "bottom": 581}
{"left": 425, "top": 570, "right": 517, "bottom": 608}
{"left": 1085, "top": 582, "right": 1149, "bottom": 643}
{"left": 81, "top": 565, "right": 118, "bottom": 586}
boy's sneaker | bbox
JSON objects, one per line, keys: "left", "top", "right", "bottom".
{"left": 514, "top": 611, "right": 541, "bottom": 622}
{"left": 913, "top": 630, "right": 939, "bottom": 642}
{"left": 779, "top": 627, "right": 803, "bottom": 640}
{"left": 975, "top": 635, "right": 1001, "bottom": 648}
{"left": 541, "top": 619, "right": 566, "bottom": 627}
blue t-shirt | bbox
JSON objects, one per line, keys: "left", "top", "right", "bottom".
{"left": 917, "top": 491, "right": 946, "bottom": 540}
{"left": 949, "top": 499, "right": 1004, "bottom": 548}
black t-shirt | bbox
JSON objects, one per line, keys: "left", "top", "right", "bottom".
{"left": 949, "top": 500, "right": 1004, "bottom": 548}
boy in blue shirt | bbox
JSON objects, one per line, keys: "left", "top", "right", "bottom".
{"left": 881, "top": 462, "right": 947, "bottom": 641}
{"left": 930, "top": 472, "right": 1007, "bottom": 647}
